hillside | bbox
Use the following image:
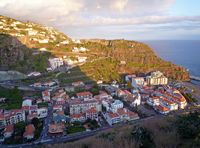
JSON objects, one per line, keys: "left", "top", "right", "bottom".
{"left": 46, "top": 112, "right": 200, "bottom": 148}
{"left": 0, "top": 15, "right": 189, "bottom": 82}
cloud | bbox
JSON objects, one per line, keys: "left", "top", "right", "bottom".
{"left": 0, "top": 0, "right": 176, "bottom": 25}
{"left": 0, "top": 0, "right": 200, "bottom": 39}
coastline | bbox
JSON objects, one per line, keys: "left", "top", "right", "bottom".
{"left": 182, "top": 80, "right": 200, "bottom": 102}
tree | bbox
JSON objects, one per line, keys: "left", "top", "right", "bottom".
{"left": 14, "top": 121, "right": 26, "bottom": 136}
{"left": 31, "top": 117, "right": 40, "bottom": 128}
{"left": 176, "top": 111, "right": 200, "bottom": 139}
{"left": 131, "top": 126, "right": 155, "bottom": 148}
{"left": 127, "top": 81, "right": 132, "bottom": 89}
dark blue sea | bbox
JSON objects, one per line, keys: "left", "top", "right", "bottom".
{"left": 144, "top": 40, "right": 200, "bottom": 79}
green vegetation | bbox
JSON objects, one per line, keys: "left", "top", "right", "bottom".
{"left": 4, "top": 121, "right": 26, "bottom": 144}
{"left": 131, "top": 126, "right": 155, "bottom": 148}
{"left": 31, "top": 118, "right": 43, "bottom": 139}
{"left": 84, "top": 119, "right": 100, "bottom": 130}
{"left": 176, "top": 112, "right": 200, "bottom": 139}
{"left": 38, "top": 102, "right": 48, "bottom": 108}
{"left": 182, "top": 93, "right": 198, "bottom": 103}
{"left": 67, "top": 122, "right": 86, "bottom": 134}
{"left": 48, "top": 111, "right": 200, "bottom": 148}
{"left": 1, "top": 15, "right": 190, "bottom": 83}
{"left": 68, "top": 126, "right": 85, "bottom": 134}
{"left": 0, "top": 87, "right": 22, "bottom": 110}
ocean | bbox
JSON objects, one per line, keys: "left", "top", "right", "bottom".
{"left": 144, "top": 40, "right": 200, "bottom": 85}
{"left": 144, "top": 40, "right": 200, "bottom": 78}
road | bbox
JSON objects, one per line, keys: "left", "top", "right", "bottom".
{"left": 37, "top": 103, "right": 53, "bottom": 141}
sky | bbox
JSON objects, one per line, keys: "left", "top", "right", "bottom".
{"left": 0, "top": 0, "right": 200, "bottom": 40}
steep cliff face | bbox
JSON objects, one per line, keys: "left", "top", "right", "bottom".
{"left": 0, "top": 34, "right": 29, "bottom": 67}
{"left": 0, "top": 34, "right": 51, "bottom": 73}
{"left": 0, "top": 15, "right": 190, "bottom": 81}
{"left": 81, "top": 39, "right": 190, "bottom": 81}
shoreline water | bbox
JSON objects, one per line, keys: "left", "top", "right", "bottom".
{"left": 144, "top": 40, "right": 200, "bottom": 78}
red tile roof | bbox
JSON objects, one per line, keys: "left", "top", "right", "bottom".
{"left": 23, "top": 124, "right": 35, "bottom": 137}
{"left": 156, "top": 105, "right": 169, "bottom": 112}
{"left": 127, "top": 111, "right": 138, "bottom": 118}
{"left": 76, "top": 91, "right": 92, "bottom": 97}
{"left": 4, "top": 124, "right": 14, "bottom": 133}
{"left": 70, "top": 113, "right": 85, "bottom": 119}
{"left": 117, "top": 108, "right": 127, "bottom": 116}
{"left": 108, "top": 112, "right": 119, "bottom": 118}
{"left": 86, "top": 107, "right": 97, "bottom": 114}
{"left": 42, "top": 90, "right": 50, "bottom": 96}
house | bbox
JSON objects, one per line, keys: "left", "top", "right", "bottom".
{"left": 42, "top": 90, "right": 50, "bottom": 102}
{"left": 22, "top": 99, "right": 32, "bottom": 107}
{"left": 117, "top": 108, "right": 129, "bottom": 121}
{"left": 27, "top": 113, "right": 38, "bottom": 122}
{"left": 160, "top": 97, "right": 178, "bottom": 111}
{"left": 69, "top": 99, "right": 102, "bottom": 115}
{"left": 64, "top": 85, "right": 75, "bottom": 92}
{"left": 131, "top": 77, "right": 145, "bottom": 87}
{"left": 48, "top": 58, "right": 64, "bottom": 70}
{"left": 72, "top": 81, "right": 85, "bottom": 87}
{"left": 60, "top": 40, "right": 69, "bottom": 44}
{"left": 0, "top": 98, "right": 6, "bottom": 103}
{"left": 125, "top": 74, "right": 136, "bottom": 82}
{"left": 70, "top": 113, "right": 86, "bottom": 122}
{"left": 111, "top": 100, "right": 123, "bottom": 112}
{"left": 116, "top": 108, "right": 139, "bottom": 122}
{"left": 53, "top": 111, "right": 67, "bottom": 123}
{"left": 105, "top": 86, "right": 117, "bottom": 96}
{"left": 76, "top": 91, "right": 93, "bottom": 100}
{"left": 27, "top": 72, "right": 41, "bottom": 77}
{"left": 37, "top": 108, "right": 48, "bottom": 119}
{"left": 4, "top": 124, "right": 14, "bottom": 138}
{"left": 53, "top": 105, "right": 63, "bottom": 112}
{"left": 38, "top": 39, "right": 49, "bottom": 43}
{"left": 116, "top": 89, "right": 127, "bottom": 98}
{"left": 23, "top": 124, "right": 35, "bottom": 140}
{"left": 77, "top": 56, "right": 87, "bottom": 63}
{"left": 147, "top": 96, "right": 160, "bottom": 106}
{"left": 52, "top": 89, "right": 69, "bottom": 101}
{"left": 105, "top": 112, "right": 120, "bottom": 126}
{"left": 170, "top": 92, "right": 187, "bottom": 109}
{"left": 48, "top": 123, "right": 65, "bottom": 137}
{"left": 29, "top": 105, "right": 38, "bottom": 115}
{"left": 0, "top": 109, "right": 25, "bottom": 128}
{"left": 72, "top": 39, "right": 81, "bottom": 44}
{"left": 154, "top": 105, "right": 170, "bottom": 115}
{"left": 125, "top": 93, "right": 141, "bottom": 107}
{"left": 127, "top": 111, "right": 140, "bottom": 121}
{"left": 85, "top": 107, "right": 98, "bottom": 120}
{"left": 146, "top": 71, "right": 168, "bottom": 86}
{"left": 28, "top": 30, "right": 38, "bottom": 36}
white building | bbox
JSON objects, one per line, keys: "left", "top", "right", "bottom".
{"left": 37, "top": 108, "right": 48, "bottom": 118}
{"left": 131, "top": 77, "right": 145, "bottom": 87}
{"left": 0, "top": 110, "right": 26, "bottom": 127}
{"left": 104, "top": 112, "right": 121, "bottom": 126}
{"left": 42, "top": 90, "right": 51, "bottom": 102}
{"left": 111, "top": 100, "right": 123, "bottom": 112}
{"left": 146, "top": 71, "right": 168, "bottom": 86}
{"left": 22, "top": 99, "right": 32, "bottom": 107}
{"left": 48, "top": 58, "right": 64, "bottom": 70}
{"left": 77, "top": 56, "right": 87, "bottom": 63}
{"left": 60, "top": 40, "right": 69, "bottom": 44}
{"left": 28, "top": 30, "right": 38, "bottom": 36}
{"left": 147, "top": 96, "right": 160, "bottom": 106}
{"left": 38, "top": 39, "right": 49, "bottom": 43}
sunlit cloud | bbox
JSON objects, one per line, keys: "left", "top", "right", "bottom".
{"left": 0, "top": 0, "right": 199, "bottom": 40}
